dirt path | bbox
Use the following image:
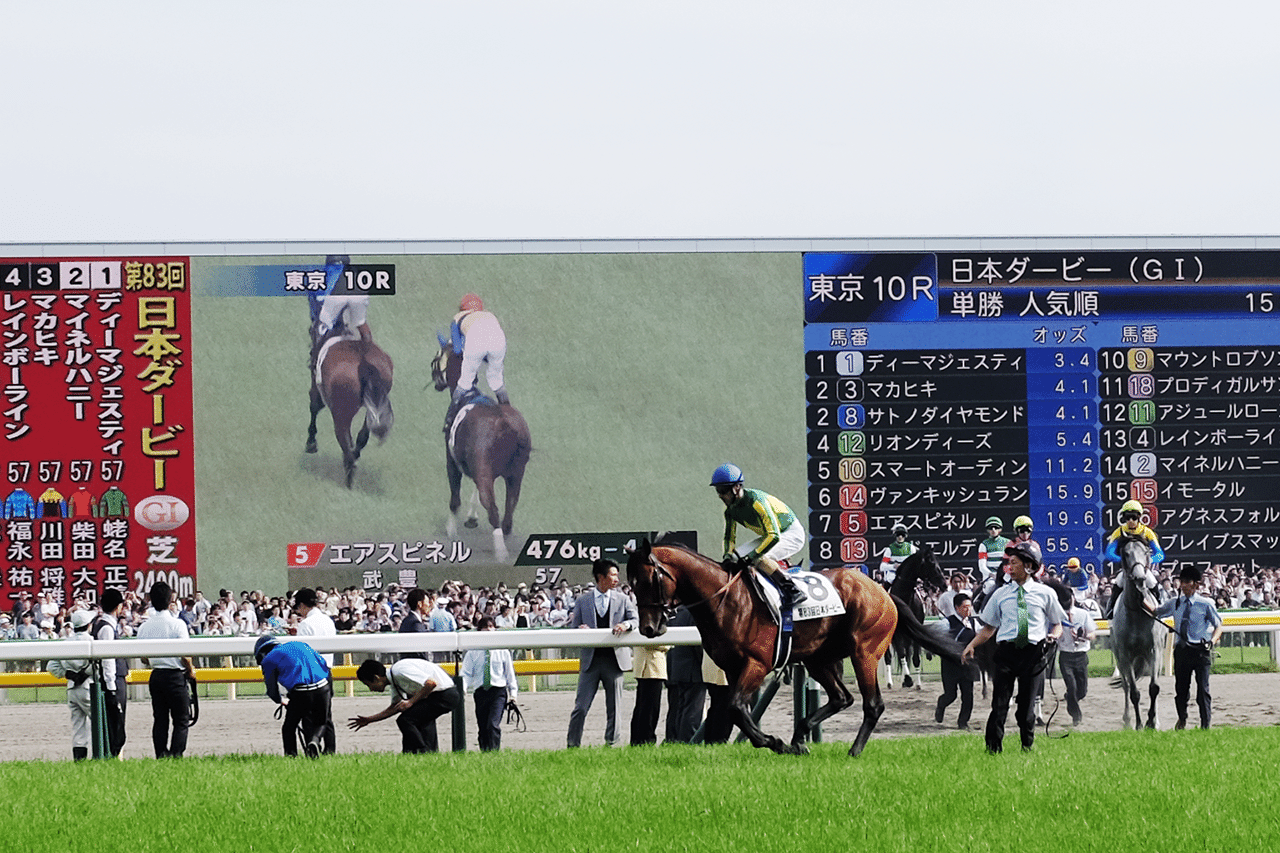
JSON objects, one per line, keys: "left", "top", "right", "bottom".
{"left": 2, "top": 671, "right": 1277, "bottom": 760}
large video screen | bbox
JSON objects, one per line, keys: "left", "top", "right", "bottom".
{"left": 4, "top": 245, "right": 1277, "bottom": 606}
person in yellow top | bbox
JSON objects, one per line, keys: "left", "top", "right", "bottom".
{"left": 710, "top": 463, "right": 806, "bottom": 607}
{"left": 1103, "top": 499, "right": 1164, "bottom": 615}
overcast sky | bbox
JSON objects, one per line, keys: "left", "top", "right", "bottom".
{"left": 3, "top": 2, "right": 1278, "bottom": 245}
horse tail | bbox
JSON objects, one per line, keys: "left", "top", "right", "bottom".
{"left": 889, "top": 594, "right": 964, "bottom": 666}
{"left": 358, "top": 358, "right": 394, "bottom": 443}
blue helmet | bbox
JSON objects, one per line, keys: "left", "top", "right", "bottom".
{"left": 710, "top": 463, "right": 744, "bottom": 487}
{"left": 253, "top": 635, "right": 280, "bottom": 665}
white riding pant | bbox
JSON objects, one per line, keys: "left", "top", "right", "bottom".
{"left": 69, "top": 681, "right": 92, "bottom": 750}
{"left": 456, "top": 314, "right": 507, "bottom": 393}
{"left": 734, "top": 520, "right": 806, "bottom": 565}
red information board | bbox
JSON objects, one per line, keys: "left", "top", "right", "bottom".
{"left": 1, "top": 257, "right": 196, "bottom": 606}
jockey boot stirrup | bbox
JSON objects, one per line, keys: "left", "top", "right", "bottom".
{"left": 774, "top": 573, "right": 802, "bottom": 608}
{"left": 495, "top": 388, "right": 510, "bottom": 405}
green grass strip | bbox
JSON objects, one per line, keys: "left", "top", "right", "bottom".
{"left": 4, "top": 726, "right": 1277, "bottom": 852}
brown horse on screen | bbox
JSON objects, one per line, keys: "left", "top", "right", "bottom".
{"left": 627, "top": 538, "right": 964, "bottom": 756}
{"left": 305, "top": 336, "right": 394, "bottom": 488}
{"left": 431, "top": 340, "right": 531, "bottom": 561}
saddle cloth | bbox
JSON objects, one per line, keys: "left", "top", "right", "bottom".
{"left": 314, "top": 331, "right": 360, "bottom": 385}
{"left": 446, "top": 403, "right": 478, "bottom": 456}
{"left": 750, "top": 568, "right": 846, "bottom": 623}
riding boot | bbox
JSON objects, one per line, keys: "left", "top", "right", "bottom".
{"left": 494, "top": 388, "right": 510, "bottom": 405}
{"left": 73, "top": 747, "right": 88, "bottom": 761}
{"left": 760, "top": 558, "right": 802, "bottom": 608}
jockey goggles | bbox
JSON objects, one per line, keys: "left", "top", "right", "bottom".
{"left": 1121, "top": 511, "right": 1141, "bottom": 522}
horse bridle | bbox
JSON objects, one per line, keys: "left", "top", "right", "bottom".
{"left": 638, "top": 551, "right": 741, "bottom": 616}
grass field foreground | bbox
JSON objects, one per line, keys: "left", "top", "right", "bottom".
{"left": 5, "top": 727, "right": 1277, "bottom": 853}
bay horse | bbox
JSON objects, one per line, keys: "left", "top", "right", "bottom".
{"left": 884, "top": 544, "right": 947, "bottom": 689}
{"left": 627, "top": 538, "right": 964, "bottom": 757}
{"left": 1111, "top": 534, "right": 1163, "bottom": 729}
{"left": 305, "top": 334, "right": 394, "bottom": 489}
{"left": 431, "top": 339, "right": 531, "bottom": 562}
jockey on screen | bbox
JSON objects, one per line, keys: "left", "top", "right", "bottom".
{"left": 711, "top": 463, "right": 805, "bottom": 608}
{"left": 309, "top": 255, "right": 373, "bottom": 374}
{"left": 451, "top": 294, "right": 509, "bottom": 406}
{"left": 878, "top": 523, "right": 917, "bottom": 586}
{"left": 444, "top": 294, "right": 509, "bottom": 430}
{"left": 1103, "top": 499, "right": 1163, "bottom": 615}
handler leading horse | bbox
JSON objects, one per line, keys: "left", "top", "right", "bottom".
{"left": 628, "top": 538, "right": 964, "bottom": 757}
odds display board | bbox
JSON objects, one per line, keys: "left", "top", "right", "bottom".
{"left": 804, "top": 250, "right": 1280, "bottom": 579}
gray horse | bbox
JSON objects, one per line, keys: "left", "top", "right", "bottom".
{"left": 1111, "top": 535, "right": 1164, "bottom": 729}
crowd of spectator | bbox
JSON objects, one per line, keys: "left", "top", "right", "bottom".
{"left": 1, "top": 562, "right": 1276, "bottom": 649}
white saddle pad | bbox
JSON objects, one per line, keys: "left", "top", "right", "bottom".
{"left": 758, "top": 570, "right": 846, "bottom": 621}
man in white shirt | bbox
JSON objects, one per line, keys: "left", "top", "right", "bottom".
{"left": 294, "top": 587, "right": 337, "bottom": 753}
{"left": 136, "top": 581, "right": 195, "bottom": 758}
{"left": 460, "top": 616, "right": 518, "bottom": 751}
{"left": 349, "top": 657, "right": 461, "bottom": 753}
{"left": 961, "top": 541, "right": 1066, "bottom": 754}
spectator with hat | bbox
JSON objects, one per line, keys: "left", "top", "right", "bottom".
{"left": 961, "top": 539, "right": 1066, "bottom": 753}
{"left": 47, "top": 609, "right": 97, "bottom": 760}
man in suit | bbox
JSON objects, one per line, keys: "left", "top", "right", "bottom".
{"left": 566, "top": 559, "right": 637, "bottom": 747}
{"left": 398, "top": 588, "right": 431, "bottom": 660}
{"left": 935, "top": 592, "right": 980, "bottom": 729}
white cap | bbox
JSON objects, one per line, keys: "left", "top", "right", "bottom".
{"left": 71, "top": 610, "right": 96, "bottom": 630}
{"left": 436, "top": 597, "right": 450, "bottom": 607}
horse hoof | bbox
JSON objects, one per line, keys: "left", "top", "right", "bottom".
{"left": 305, "top": 441, "right": 317, "bottom": 454}
{"left": 789, "top": 741, "right": 810, "bottom": 756}
{"left": 464, "top": 518, "right": 479, "bottom": 529}
{"left": 903, "top": 675, "right": 914, "bottom": 688}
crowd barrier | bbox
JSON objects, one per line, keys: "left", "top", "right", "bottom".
{"left": 2, "top": 613, "right": 1277, "bottom": 691}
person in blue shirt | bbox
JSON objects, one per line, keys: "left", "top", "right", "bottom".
{"left": 1148, "top": 565, "right": 1223, "bottom": 730}
{"left": 255, "top": 635, "right": 332, "bottom": 758}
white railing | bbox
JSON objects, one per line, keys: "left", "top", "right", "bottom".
{"left": 0, "top": 626, "right": 704, "bottom": 665}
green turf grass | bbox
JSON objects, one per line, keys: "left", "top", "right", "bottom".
{"left": 4, "top": 727, "right": 1277, "bottom": 853}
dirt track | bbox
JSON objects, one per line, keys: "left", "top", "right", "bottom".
{"left": 2, "top": 671, "right": 1277, "bottom": 760}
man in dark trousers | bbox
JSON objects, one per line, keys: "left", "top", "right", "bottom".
{"left": 255, "top": 635, "right": 332, "bottom": 757}
{"left": 91, "top": 588, "right": 129, "bottom": 757}
{"left": 566, "top": 558, "right": 637, "bottom": 747}
{"left": 935, "top": 592, "right": 980, "bottom": 729}
{"left": 961, "top": 541, "right": 1066, "bottom": 753}
{"left": 136, "top": 582, "right": 196, "bottom": 758}
{"left": 664, "top": 606, "right": 706, "bottom": 744}
{"left": 349, "top": 657, "right": 461, "bottom": 753}
{"left": 1150, "top": 565, "right": 1224, "bottom": 729}
{"left": 460, "top": 616, "right": 518, "bottom": 751}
